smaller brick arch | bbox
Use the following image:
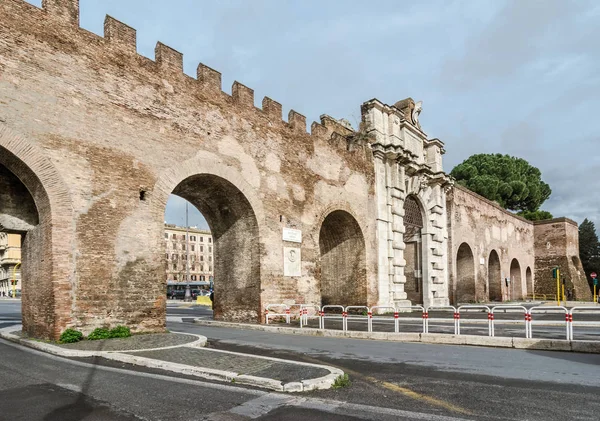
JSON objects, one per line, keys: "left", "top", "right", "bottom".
{"left": 526, "top": 267, "right": 533, "bottom": 296}
{"left": 318, "top": 210, "right": 366, "bottom": 306}
{"left": 488, "top": 250, "right": 502, "bottom": 302}
{"left": 456, "top": 243, "right": 476, "bottom": 303}
{"left": 510, "top": 259, "right": 523, "bottom": 300}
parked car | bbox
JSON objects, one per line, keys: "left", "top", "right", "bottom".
{"left": 8, "top": 290, "right": 21, "bottom": 298}
{"left": 168, "top": 290, "right": 185, "bottom": 300}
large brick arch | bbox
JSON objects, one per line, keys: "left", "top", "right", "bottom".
{"left": 152, "top": 154, "right": 266, "bottom": 322}
{"left": 0, "top": 126, "right": 74, "bottom": 339}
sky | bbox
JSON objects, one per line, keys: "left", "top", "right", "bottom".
{"left": 28, "top": 0, "right": 599, "bottom": 232}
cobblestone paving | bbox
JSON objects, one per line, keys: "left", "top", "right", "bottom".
{"left": 128, "top": 347, "right": 330, "bottom": 383}
{"left": 56, "top": 333, "right": 198, "bottom": 351}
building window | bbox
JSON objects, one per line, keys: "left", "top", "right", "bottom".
{"left": 171, "top": 254, "right": 176, "bottom": 260}
{"left": 172, "top": 234, "right": 177, "bottom": 240}
{"left": 209, "top": 256, "right": 212, "bottom": 262}
{"left": 164, "top": 233, "right": 168, "bottom": 239}
{"left": 172, "top": 242, "right": 177, "bottom": 249}
{"left": 209, "top": 246, "right": 212, "bottom": 253}
{"left": 172, "top": 264, "right": 177, "bottom": 270}
{"left": 209, "top": 266, "right": 212, "bottom": 271}
{"left": 191, "top": 235, "right": 196, "bottom": 241}
{"left": 200, "top": 256, "right": 204, "bottom": 261}
{"left": 191, "top": 245, "right": 195, "bottom": 251}
{"left": 174, "top": 274, "right": 178, "bottom": 280}
{"left": 209, "top": 237, "right": 212, "bottom": 243}
{"left": 182, "top": 244, "right": 186, "bottom": 251}
{"left": 165, "top": 253, "right": 169, "bottom": 260}
{"left": 200, "top": 246, "right": 204, "bottom": 252}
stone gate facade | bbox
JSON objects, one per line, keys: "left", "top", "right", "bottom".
{"left": 0, "top": 0, "right": 589, "bottom": 340}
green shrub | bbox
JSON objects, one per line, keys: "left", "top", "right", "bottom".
{"left": 109, "top": 325, "right": 131, "bottom": 338}
{"left": 332, "top": 373, "right": 351, "bottom": 389}
{"left": 59, "top": 328, "right": 83, "bottom": 344}
{"left": 87, "top": 328, "right": 111, "bottom": 340}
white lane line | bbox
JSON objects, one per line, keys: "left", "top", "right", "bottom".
{"left": 228, "top": 394, "right": 301, "bottom": 419}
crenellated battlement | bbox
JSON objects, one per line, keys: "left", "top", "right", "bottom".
{"left": 11, "top": 0, "right": 357, "bottom": 149}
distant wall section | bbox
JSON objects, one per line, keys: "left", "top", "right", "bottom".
{"left": 534, "top": 218, "right": 591, "bottom": 300}
{"left": 447, "top": 185, "right": 535, "bottom": 303}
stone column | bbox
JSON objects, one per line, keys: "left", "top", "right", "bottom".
{"left": 373, "top": 151, "right": 392, "bottom": 306}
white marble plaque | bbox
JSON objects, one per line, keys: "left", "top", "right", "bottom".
{"left": 283, "top": 247, "right": 301, "bottom": 277}
{"left": 282, "top": 227, "right": 302, "bottom": 243}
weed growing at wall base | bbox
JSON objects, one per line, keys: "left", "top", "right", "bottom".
{"left": 87, "top": 328, "right": 111, "bottom": 340}
{"left": 109, "top": 325, "right": 131, "bottom": 338}
{"left": 59, "top": 329, "right": 83, "bottom": 344}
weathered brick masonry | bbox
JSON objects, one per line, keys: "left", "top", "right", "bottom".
{"left": 0, "top": 0, "right": 589, "bottom": 339}
{"left": 0, "top": 0, "right": 377, "bottom": 339}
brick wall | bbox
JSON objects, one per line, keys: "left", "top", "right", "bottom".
{"left": 534, "top": 219, "right": 591, "bottom": 300}
{"left": 0, "top": 0, "right": 377, "bottom": 338}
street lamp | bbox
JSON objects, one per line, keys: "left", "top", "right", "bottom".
{"left": 184, "top": 201, "right": 192, "bottom": 303}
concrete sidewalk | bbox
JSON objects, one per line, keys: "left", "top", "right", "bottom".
{"left": 0, "top": 326, "right": 342, "bottom": 392}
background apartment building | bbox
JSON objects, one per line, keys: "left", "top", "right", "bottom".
{"left": 0, "top": 232, "right": 21, "bottom": 296}
{"left": 165, "top": 224, "right": 214, "bottom": 283}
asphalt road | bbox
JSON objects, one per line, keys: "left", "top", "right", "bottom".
{"left": 2, "top": 301, "right": 600, "bottom": 420}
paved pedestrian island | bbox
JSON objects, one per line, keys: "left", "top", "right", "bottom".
{"left": 58, "top": 332, "right": 198, "bottom": 351}
{"left": 0, "top": 326, "right": 342, "bottom": 393}
{"left": 129, "top": 346, "right": 330, "bottom": 384}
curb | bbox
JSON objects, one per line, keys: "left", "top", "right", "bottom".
{"left": 0, "top": 325, "right": 343, "bottom": 392}
{"left": 0, "top": 326, "right": 207, "bottom": 356}
{"left": 193, "top": 319, "right": 600, "bottom": 354}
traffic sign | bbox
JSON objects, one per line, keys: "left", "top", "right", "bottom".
{"left": 591, "top": 272, "right": 597, "bottom": 279}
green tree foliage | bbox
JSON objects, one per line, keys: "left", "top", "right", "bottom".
{"left": 517, "top": 210, "right": 554, "bottom": 221}
{"left": 579, "top": 218, "right": 600, "bottom": 291}
{"left": 451, "top": 154, "right": 552, "bottom": 216}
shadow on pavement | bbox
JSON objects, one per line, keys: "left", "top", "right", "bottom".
{"left": 525, "top": 349, "right": 600, "bottom": 366}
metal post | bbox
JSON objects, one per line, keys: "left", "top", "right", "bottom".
{"left": 556, "top": 269, "right": 560, "bottom": 307}
{"left": 184, "top": 202, "right": 192, "bottom": 302}
{"left": 12, "top": 262, "right": 21, "bottom": 299}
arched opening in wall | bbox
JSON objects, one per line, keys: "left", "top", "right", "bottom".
{"left": 403, "top": 196, "right": 424, "bottom": 304}
{"left": 319, "top": 210, "right": 366, "bottom": 306}
{"left": 509, "top": 259, "right": 522, "bottom": 300}
{"left": 526, "top": 267, "right": 533, "bottom": 297}
{"left": 456, "top": 243, "right": 476, "bottom": 303}
{"left": 167, "top": 174, "right": 260, "bottom": 322}
{"left": 0, "top": 158, "right": 43, "bottom": 334}
{"left": 163, "top": 195, "right": 215, "bottom": 301}
{"left": 488, "top": 250, "right": 502, "bottom": 302}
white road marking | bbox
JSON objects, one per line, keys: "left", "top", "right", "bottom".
{"left": 1, "top": 338, "right": 478, "bottom": 420}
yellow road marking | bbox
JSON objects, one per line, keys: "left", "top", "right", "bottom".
{"left": 365, "top": 376, "right": 473, "bottom": 416}
{"left": 298, "top": 355, "right": 473, "bottom": 416}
